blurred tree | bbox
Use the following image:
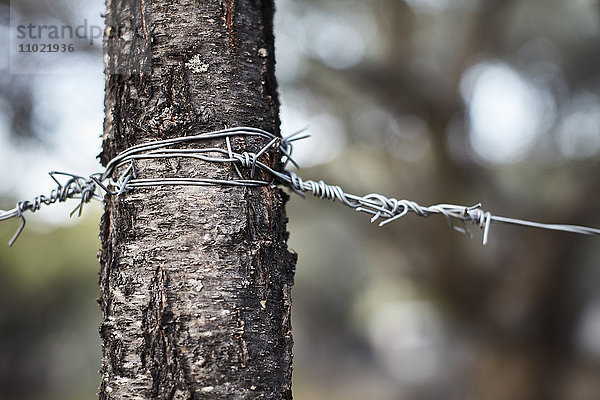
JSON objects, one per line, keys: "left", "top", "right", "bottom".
{"left": 275, "top": 1, "right": 600, "bottom": 399}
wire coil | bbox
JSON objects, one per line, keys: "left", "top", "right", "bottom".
{"left": 1, "top": 126, "right": 599, "bottom": 246}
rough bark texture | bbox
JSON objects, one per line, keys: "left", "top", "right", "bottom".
{"left": 98, "top": 1, "right": 296, "bottom": 399}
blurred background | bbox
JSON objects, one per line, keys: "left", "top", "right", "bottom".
{"left": 2, "top": 0, "right": 600, "bottom": 399}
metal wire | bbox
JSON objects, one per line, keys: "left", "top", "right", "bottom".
{"left": 1, "top": 126, "right": 599, "bottom": 246}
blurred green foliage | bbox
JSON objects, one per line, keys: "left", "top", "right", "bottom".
{"left": 0, "top": 204, "right": 102, "bottom": 400}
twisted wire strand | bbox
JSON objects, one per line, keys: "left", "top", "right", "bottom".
{"left": 1, "top": 126, "right": 599, "bottom": 246}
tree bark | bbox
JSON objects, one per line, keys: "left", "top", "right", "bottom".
{"left": 98, "top": 1, "right": 296, "bottom": 399}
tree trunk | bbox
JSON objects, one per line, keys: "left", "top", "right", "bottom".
{"left": 98, "top": 1, "right": 296, "bottom": 399}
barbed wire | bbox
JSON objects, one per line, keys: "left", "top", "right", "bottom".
{"left": 1, "top": 126, "right": 600, "bottom": 246}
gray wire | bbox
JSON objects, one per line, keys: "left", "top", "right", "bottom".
{"left": 1, "top": 126, "right": 599, "bottom": 246}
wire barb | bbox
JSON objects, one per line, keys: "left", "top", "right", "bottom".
{"left": 1, "top": 126, "right": 599, "bottom": 246}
